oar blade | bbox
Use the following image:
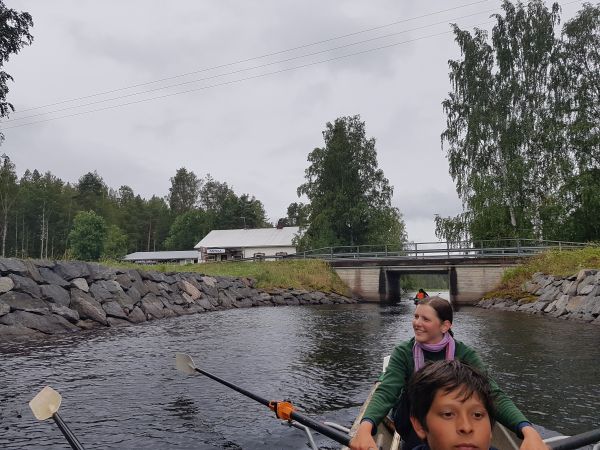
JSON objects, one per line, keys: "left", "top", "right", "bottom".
{"left": 175, "top": 352, "right": 197, "bottom": 375}
{"left": 29, "top": 386, "right": 62, "bottom": 420}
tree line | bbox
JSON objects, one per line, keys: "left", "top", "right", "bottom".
{"left": 0, "top": 157, "right": 274, "bottom": 260}
{"left": 0, "top": 115, "right": 406, "bottom": 261}
{"left": 438, "top": 1, "right": 600, "bottom": 244}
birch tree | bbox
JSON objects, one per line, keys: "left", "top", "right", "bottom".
{"left": 441, "top": 0, "right": 562, "bottom": 240}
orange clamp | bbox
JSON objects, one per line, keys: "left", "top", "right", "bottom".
{"left": 268, "top": 400, "right": 295, "bottom": 421}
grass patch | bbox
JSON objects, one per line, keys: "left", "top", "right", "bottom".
{"left": 102, "top": 259, "right": 350, "bottom": 295}
{"left": 485, "top": 245, "right": 600, "bottom": 300}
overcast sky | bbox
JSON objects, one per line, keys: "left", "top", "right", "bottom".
{"left": 2, "top": 0, "right": 584, "bottom": 242}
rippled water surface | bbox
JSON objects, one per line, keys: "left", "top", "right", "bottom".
{"left": 1, "top": 301, "right": 599, "bottom": 449}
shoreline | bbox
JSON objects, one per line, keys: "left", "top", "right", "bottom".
{"left": 0, "top": 258, "right": 356, "bottom": 339}
{"left": 476, "top": 269, "right": 600, "bottom": 325}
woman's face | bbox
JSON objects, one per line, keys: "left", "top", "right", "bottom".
{"left": 412, "top": 304, "right": 451, "bottom": 344}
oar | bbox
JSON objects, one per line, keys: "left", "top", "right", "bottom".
{"left": 548, "top": 428, "right": 600, "bottom": 450}
{"left": 175, "top": 352, "right": 351, "bottom": 446}
{"left": 29, "top": 386, "right": 86, "bottom": 450}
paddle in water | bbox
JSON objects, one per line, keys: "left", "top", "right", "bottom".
{"left": 175, "top": 352, "right": 351, "bottom": 446}
{"left": 29, "top": 386, "right": 86, "bottom": 450}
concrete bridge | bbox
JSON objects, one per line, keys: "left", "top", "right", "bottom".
{"left": 295, "top": 240, "right": 587, "bottom": 305}
{"left": 332, "top": 256, "right": 522, "bottom": 305}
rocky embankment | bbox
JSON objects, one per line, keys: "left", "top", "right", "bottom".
{"left": 478, "top": 269, "right": 600, "bottom": 325}
{"left": 0, "top": 258, "right": 355, "bottom": 338}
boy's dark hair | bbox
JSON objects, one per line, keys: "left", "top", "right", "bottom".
{"left": 407, "top": 360, "right": 496, "bottom": 431}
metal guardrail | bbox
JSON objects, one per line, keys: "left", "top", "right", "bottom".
{"left": 289, "top": 239, "right": 592, "bottom": 261}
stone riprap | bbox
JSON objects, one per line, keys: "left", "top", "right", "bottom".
{"left": 0, "top": 258, "right": 355, "bottom": 338}
{"left": 478, "top": 269, "right": 600, "bottom": 325}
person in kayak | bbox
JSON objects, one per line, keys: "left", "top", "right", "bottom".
{"left": 349, "top": 296, "right": 547, "bottom": 450}
{"left": 416, "top": 289, "right": 429, "bottom": 300}
{"left": 407, "top": 359, "right": 498, "bottom": 450}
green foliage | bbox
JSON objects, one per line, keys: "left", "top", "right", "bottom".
{"left": 163, "top": 210, "right": 212, "bottom": 250}
{"left": 286, "top": 202, "right": 310, "bottom": 227}
{"left": 0, "top": 1, "right": 33, "bottom": 133}
{"left": 107, "top": 259, "right": 350, "bottom": 294}
{"left": 216, "top": 193, "right": 270, "bottom": 229}
{"left": 168, "top": 168, "right": 200, "bottom": 215}
{"left": 441, "top": 1, "right": 600, "bottom": 242}
{"left": 0, "top": 153, "right": 18, "bottom": 256}
{"left": 297, "top": 115, "right": 406, "bottom": 249}
{"left": 102, "top": 225, "right": 128, "bottom": 259}
{"left": 68, "top": 210, "right": 107, "bottom": 261}
{"left": 75, "top": 171, "right": 108, "bottom": 214}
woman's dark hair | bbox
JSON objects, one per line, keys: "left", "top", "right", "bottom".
{"left": 407, "top": 360, "right": 496, "bottom": 431}
{"left": 418, "top": 296, "right": 453, "bottom": 335}
{"left": 418, "top": 296, "right": 453, "bottom": 323}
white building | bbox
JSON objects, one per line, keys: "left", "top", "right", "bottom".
{"left": 123, "top": 250, "right": 199, "bottom": 265}
{"left": 194, "top": 226, "right": 300, "bottom": 262}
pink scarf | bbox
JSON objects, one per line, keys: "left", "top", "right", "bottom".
{"left": 413, "top": 333, "right": 455, "bottom": 372}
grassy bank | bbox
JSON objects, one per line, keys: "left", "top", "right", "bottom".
{"left": 104, "top": 259, "right": 350, "bottom": 295}
{"left": 485, "top": 246, "right": 600, "bottom": 300}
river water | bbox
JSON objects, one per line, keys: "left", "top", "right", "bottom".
{"left": 1, "top": 298, "right": 599, "bottom": 449}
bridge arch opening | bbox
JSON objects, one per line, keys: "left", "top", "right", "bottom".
{"left": 383, "top": 268, "right": 453, "bottom": 303}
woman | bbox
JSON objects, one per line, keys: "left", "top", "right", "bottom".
{"left": 349, "top": 297, "right": 547, "bottom": 450}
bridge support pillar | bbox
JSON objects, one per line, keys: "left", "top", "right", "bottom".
{"left": 334, "top": 267, "right": 383, "bottom": 302}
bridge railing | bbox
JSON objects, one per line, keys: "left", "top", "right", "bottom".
{"left": 290, "top": 239, "right": 591, "bottom": 260}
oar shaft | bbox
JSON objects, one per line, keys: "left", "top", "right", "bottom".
{"left": 290, "top": 411, "right": 351, "bottom": 446}
{"left": 549, "top": 428, "right": 600, "bottom": 450}
{"left": 192, "top": 366, "right": 350, "bottom": 446}
{"left": 194, "top": 367, "right": 270, "bottom": 407}
{"left": 53, "top": 413, "right": 86, "bottom": 450}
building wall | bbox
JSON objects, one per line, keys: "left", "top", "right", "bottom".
{"left": 242, "top": 246, "right": 296, "bottom": 258}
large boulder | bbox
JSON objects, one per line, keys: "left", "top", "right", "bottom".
{"left": 127, "top": 306, "right": 146, "bottom": 323}
{"left": 102, "top": 301, "right": 128, "bottom": 319}
{"left": 40, "top": 285, "right": 71, "bottom": 307}
{"left": 218, "top": 290, "right": 234, "bottom": 308}
{"left": 566, "top": 296, "right": 587, "bottom": 313}
{"left": 70, "top": 289, "right": 107, "bottom": 325}
{"left": 22, "top": 260, "right": 45, "bottom": 283}
{"left": 32, "top": 259, "right": 56, "bottom": 269}
{"left": 577, "top": 275, "right": 597, "bottom": 295}
{"left": 89, "top": 282, "right": 113, "bottom": 302}
{"left": 141, "top": 270, "right": 167, "bottom": 283}
{"left": 54, "top": 261, "right": 90, "bottom": 281}
{"left": 196, "top": 297, "right": 215, "bottom": 310}
{"left": 0, "top": 310, "right": 79, "bottom": 334}
{"left": 86, "top": 262, "right": 116, "bottom": 281}
{"left": 0, "top": 258, "right": 28, "bottom": 274}
{"left": 115, "top": 273, "right": 133, "bottom": 290}
{"left": 38, "top": 268, "right": 70, "bottom": 287}
{"left": 140, "top": 294, "right": 166, "bottom": 319}
{"left": 8, "top": 274, "right": 42, "bottom": 298}
{"left": 49, "top": 304, "right": 80, "bottom": 323}
{"left": 0, "top": 276, "right": 14, "bottom": 294}
{"left": 111, "top": 291, "right": 135, "bottom": 310}
{"left": 0, "top": 301, "right": 9, "bottom": 316}
{"left": 0, "top": 291, "right": 49, "bottom": 313}
{"left": 120, "top": 287, "right": 139, "bottom": 307}
{"left": 0, "top": 323, "right": 43, "bottom": 337}
{"left": 71, "top": 278, "right": 89, "bottom": 292}
{"left": 178, "top": 280, "right": 201, "bottom": 300}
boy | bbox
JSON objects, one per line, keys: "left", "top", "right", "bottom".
{"left": 407, "top": 360, "right": 499, "bottom": 450}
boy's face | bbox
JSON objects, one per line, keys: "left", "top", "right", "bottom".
{"left": 410, "top": 386, "right": 492, "bottom": 450}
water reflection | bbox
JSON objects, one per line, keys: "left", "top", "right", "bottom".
{"left": 0, "top": 302, "right": 598, "bottom": 449}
